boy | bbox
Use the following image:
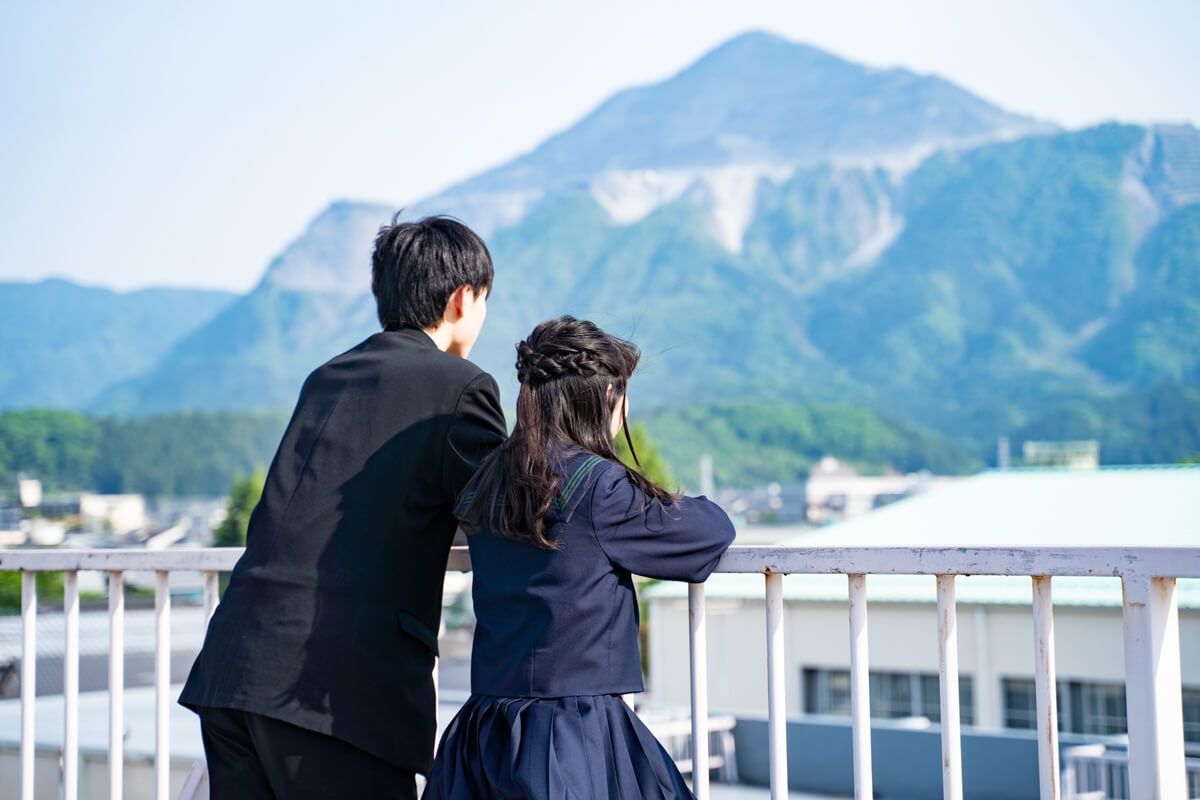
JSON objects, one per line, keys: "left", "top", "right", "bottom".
{"left": 180, "top": 216, "right": 506, "bottom": 799}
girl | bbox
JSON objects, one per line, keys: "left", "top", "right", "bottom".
{"left": 424, "top": 316, "right": 735, "bottom": 800}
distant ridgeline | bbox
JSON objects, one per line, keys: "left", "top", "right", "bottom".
{"left": 0, "top": 405, "right": 967, "bottom": 497}
{"left": 3, "top": 32, "right": 1200, "bottom": 469}
{"left": 3, "top": 391, "right": 1200, "bottom": 497}
{"left": 0, "top": 404, "right": 968, "bottom": 496}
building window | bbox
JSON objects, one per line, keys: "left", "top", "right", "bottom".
{"left": 1081, "top": 682, "right": 1127, "bottom": 736}
{"left": 1003, "top": 678, "right": 1037, "bottom": 729}
{"left": 803, "top": 668, "right": 974, "bottom": 725}
{"left": 804, "top": 668, "right": 852, "bottom": 716}
{"left": 871, "top": 672, "right": 913, "bottom": 718}
{"left": 1184, "top": 689, "right": 1200, "bottom": 744}
{"left": 920, "top": 674, "right": 975, "bottom": 724}
{"left": 1003, "top": 679, "right": 1200, "bottom": 741}
{"left": 1002, "top": 678, "right": 1071, "bottom": 731}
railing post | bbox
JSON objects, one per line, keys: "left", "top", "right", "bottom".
{"left": 155, "top": 570, "right": 171, "bottom": 800}
{"left": 1121, "top": 573, "right": 1186, "bottom": 799}
{"left": 848, "top": 574, "right": 873, "bottom": 800}
{"left": 1031, "top": 576, "right": 1060, "bottom": 800}
{"left": 21, "top": 571, "right": 37, "bottom": 800}
{"left": 972, "top": 605, "right": 998, "bottom": 730}
{"left": 203, "top": 570, "right": 219, "bottom": 625}
{"left": 64, "top": 571, "right": 80, "bottom": 800}
{"left": 689, "top": 582, "right": 710, "bottom": 800}
{"left": 936, "top": 575, "right": 963, "bottom": 800}
{"left": 109, "top": 571, "right": 125, "bottom": 800}
{"left": 765, "top": 572, "right": 788, "bottom": 800}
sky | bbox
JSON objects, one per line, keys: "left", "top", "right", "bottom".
{"left": 1, "top": 1, "right": 1198, "bottom": 293}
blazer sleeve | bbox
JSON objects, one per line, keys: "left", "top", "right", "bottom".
{"left": 589, "top": 461, "right": 735, "bottom": 582}
{"left": 443, "top": 372, "right": 507, "bottom": 501}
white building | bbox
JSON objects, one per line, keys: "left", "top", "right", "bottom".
{"left": 802, "top": 456, "right": 955, "bottom": 523}
{"left": 79, "top": 494, "right": 146, "bottom": 535}
{"left": 644, "top": 465, "right": 1200, "bottom": 745}
{"left": 17, "top": 479, "right": 42, "bottom": 509}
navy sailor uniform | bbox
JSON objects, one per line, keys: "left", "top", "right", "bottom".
{"left": 423, "top": 446, "right": 735, "bottom": 799}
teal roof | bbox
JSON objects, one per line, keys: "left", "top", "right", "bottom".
{"left": 644, "top": 466, "right": 1200, "bottom": 609}
{"left": 791, "top": 465, "right": 1200, "bottom": 548}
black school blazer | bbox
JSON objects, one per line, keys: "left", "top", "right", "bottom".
{"left": 179, "top": 327, "right": 506, "bottom": 775}
{"left": 463, "top": 446, "right": 736, "bottom": 698}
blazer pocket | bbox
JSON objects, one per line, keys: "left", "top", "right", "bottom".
{"left": 396, "top": 610, "right": 440, "bottom": 657}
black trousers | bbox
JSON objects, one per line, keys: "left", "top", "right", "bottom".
{"left": 198, "top": 707, "right": 418, "bottom": 800}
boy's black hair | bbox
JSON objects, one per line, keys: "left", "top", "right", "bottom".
{"left": 371, "top": 214, "right": 493, "bottom": 330}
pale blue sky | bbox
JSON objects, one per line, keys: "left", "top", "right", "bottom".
{"left": 1, "top": 1, "right": 1197, "bottom": 292}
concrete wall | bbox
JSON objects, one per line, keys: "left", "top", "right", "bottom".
{"left": 0, "top": 745, "right": 205, "bottom": 800}
{"left": 729, "top": 714, "right": 1110, "bottom": 800}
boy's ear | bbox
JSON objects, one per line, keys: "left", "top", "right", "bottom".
{"left": 450, "top": 285, "right": 468, "bottom": 320}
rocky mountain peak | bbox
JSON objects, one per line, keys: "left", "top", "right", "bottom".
{"left": 261, "top": 201, "right": 394, "bottom": 295}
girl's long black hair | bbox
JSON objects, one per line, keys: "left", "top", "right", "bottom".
{"left": 458, "top": 316, "right": 678, "bottom": 549}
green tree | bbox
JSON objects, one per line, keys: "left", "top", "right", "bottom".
{"left": 0, "top": 571, "right": 66, "bottom": 613}
{"left": 615, "top": 422, "right": 675, "bottom": 489}
{"left": 95, "top": 411, "right": 288, "bottom": 497}
{"left": 212, "top": 471, "right": 265, "bottom": 547}
{"left": 0, "top": 409, "right": 101, "bottom": 496}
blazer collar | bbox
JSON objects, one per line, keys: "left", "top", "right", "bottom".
{"left": 380, "top": 325, "right": 440, "bottom": 350}
{"left": 455, "top": 444, "right": 609, "bottom": 526}
{"left": 546, "top": 443, "right": 608, "bottom": 524}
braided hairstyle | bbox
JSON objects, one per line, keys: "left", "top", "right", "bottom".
{"left": 459, "top": 316, "right": 677, "bottom": 549}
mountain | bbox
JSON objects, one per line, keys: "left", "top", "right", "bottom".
{"left": 803, "top": 124, "right": 1200, "bottom": 441}
{"left": 472, "top": 124, "right": 1200, "bottom": 436}
{"left": 100, "top": 33, "right": 1047, "bottom": 419}
{"left": 92, "top": 202, "right": 391, "bottom": 413}
{"left": 77, "top": 33, "right": 1200, "bottom": 468}
{"left": 0, "top": 279, "right": 234, "bottom": 409}
{"left": 415, "top": 31, "right": 1050, "bottom": 241}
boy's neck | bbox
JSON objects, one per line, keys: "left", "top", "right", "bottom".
{"left": 422, "top": 325, "right": 450, "bottom": 352}
{"left": 423, "top": 324, "right": 469, "bottom": 358}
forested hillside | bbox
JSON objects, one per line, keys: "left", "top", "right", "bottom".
{"left": 0, "top": 409, "right": 288, "bottom": 498}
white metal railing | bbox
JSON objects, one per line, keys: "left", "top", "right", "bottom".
{"left": 687, "top": 546, "right": 1200, "bottom": 800}
{"left": 0, "top": 547, "right": 465, "bottom": 800}
{"left": 637, "top": 711, "right": 738, "bottom": 781}
{"left": 2, "top": 545, "right": 1198, "bottom": 800}
{"left": 1062, "top": 743, "right": 1200, "bottom": 799}
{"left": 3, "top": 549, "right": 243, "bottom": 800}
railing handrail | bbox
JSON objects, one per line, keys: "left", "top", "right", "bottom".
{"left": 0, "top": 546, "right": 470, "bottom": 574}
{"left": 4, "top": 544, "right": 1199, "bottom": 578}
{"left": 0, "top": 548, "right": 244, "bottom": 572}
{"left": 714, "top": 545, "right": 1200, "bottom": 578}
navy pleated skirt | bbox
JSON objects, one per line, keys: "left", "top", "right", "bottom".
{"left": 422, "top": 694, "right": 695, "bottom": 799}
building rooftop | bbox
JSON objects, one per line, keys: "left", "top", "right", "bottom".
{"left": 783, "top": 465, "right": 1200, "bottom": 549}
{"left": 647, "top": 465, "right": 1200, "bottom": 608}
